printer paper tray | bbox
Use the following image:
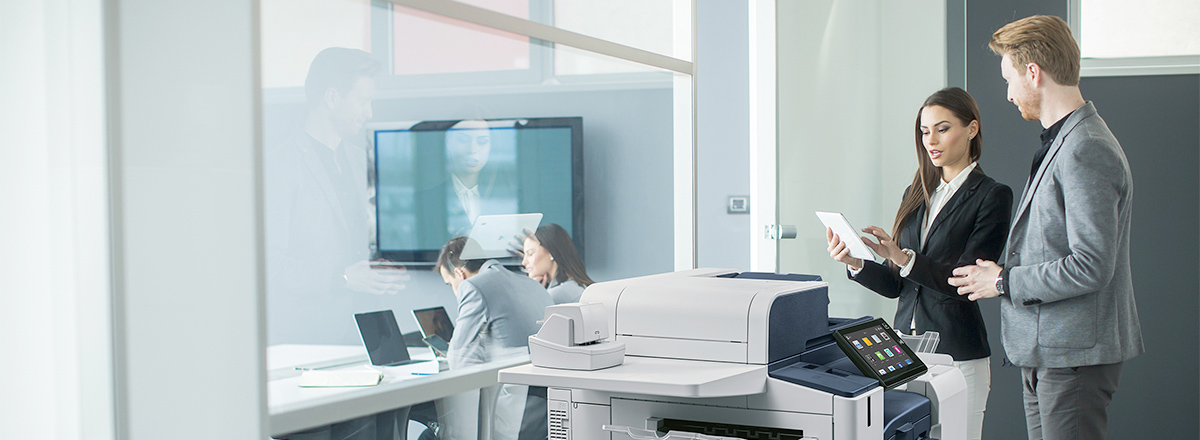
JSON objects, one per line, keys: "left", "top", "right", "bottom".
{"left": 498, "top": 356, "right": 767, "bottom": 398}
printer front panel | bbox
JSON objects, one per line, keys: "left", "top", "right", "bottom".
{"left": 831, "top": 390, "right": 883, "bottom": 440}
{"left": 619, "top": 336, "right": 747, "bottom": 363}
{"left": 746, "top": 377, "right": 839, "bottom": 415}
{"left": 615, "top": 280, "right": 758, "bottom": 344}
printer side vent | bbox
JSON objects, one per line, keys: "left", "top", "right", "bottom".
{"left": 768, "top": 285, "right": 830, "bottom": 363}
{"left": 549, "top": 400, "right": 570, "bottom": 440}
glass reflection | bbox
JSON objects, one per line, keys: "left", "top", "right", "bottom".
{"left": 265, "top": 48, "right": 410, "bottom": 348}
{"left": 371, "top": 118, "right": 577, "bottom": 262}
{"left": 263, "top": 2, "right": 685, "bottom": 438}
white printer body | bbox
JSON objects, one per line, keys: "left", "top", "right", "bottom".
{"left": 499, "top": 269, "right": 968, "bottom": 440}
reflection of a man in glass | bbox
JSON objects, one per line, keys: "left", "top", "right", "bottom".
{"left": 445, "top": 119, "right": 492, "bottom": 224}
{"left": 265, "top": 48, "right": 410, "bottom": 346}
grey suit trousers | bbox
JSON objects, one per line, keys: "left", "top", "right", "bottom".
{"left": 1022, "top": 362, "right": 1123, "bottom": 440}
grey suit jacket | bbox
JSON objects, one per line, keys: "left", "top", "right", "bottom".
{"left": 1000, "top": 102, "right": 1144, "bottom": 368}
{"left": 449, "top": 260, "right": 554, "bottom": 369}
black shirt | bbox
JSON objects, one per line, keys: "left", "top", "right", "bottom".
{"left": 1004, "top": 110, "right": 1076, "bottom": 296}
{"left": 1029, "top": 111, "right": 1073, "bottom": 186}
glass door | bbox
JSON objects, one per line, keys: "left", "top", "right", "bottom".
{"left": 769, "top": 0, "right": 949, "bottom": 320}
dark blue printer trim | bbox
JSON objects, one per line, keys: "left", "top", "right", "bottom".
{"left": 718, "top": 272, "right": 823, "bottom": 282}
{"left": 767, "top": 317, "right": 879, "bottom": 397}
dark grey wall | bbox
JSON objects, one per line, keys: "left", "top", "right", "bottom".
{"left": 963, "top": 1, "right": 1200, "bottom": 438}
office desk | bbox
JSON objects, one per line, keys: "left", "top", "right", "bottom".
{"left": 267, "top": 344, "right": 529, "bottom": 438}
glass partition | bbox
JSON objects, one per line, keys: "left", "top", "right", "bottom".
{"left": 260, "top": 1, "right": 690, "bottom": 438}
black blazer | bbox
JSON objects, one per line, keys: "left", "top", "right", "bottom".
{"left": 850, "top": 169, "right": 1012, "bottom": 361}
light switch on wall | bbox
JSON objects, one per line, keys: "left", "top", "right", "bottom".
{"left": 728, "top": 196, "right": 749, "bottom": 214}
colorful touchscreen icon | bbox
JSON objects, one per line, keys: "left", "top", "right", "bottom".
{"left": 862, "top": 337, "right": 872, "bottom": 346}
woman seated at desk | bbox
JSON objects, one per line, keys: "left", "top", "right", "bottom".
{"left": 521, "top": 223, "right": 594, "bottom": 304}
{"left": 436, "top": 236, "right": 552, "bottom": 440}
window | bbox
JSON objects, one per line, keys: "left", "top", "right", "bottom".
{"left": 260, "top": 0, "right": 371, "bottom": 88}
{"left": 392, "top": 0, "right": 531, "bottom": 75}
{"left": 1071, "top": 0, "right": 1200, "bottom": 76}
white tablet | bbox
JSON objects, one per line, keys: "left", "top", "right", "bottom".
{"left": 815, "top": 211, "right": 876, "bottom": 260}
{"left": 460, "top": 213, "right": 543, "bottom": 260}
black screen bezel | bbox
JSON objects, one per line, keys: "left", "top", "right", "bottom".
{"left": 832, "top": 318, "right": 928, "bottom": 389}
{"left": 368, "top": 117, "right": 584, "bottom": 265}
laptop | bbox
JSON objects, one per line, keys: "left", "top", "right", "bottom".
{"left": 412, "top": 306, "right": 455, "bottom": 342}
{"left": 412, "top": 307, "right": 455, "bottom": 357}
{"left": 354, "top": 310, "right": 426, "bottom": 367}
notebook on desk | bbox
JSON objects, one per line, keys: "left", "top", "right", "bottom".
{"left": 354, "top": 310, "right": 426, "bottom": 367}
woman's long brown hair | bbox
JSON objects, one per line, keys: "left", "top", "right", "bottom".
{"left": 892, "top": 87, "right": 984, "bottom": 239}
{"left": 534, "top": 223, "right": 594, "bottom": 287}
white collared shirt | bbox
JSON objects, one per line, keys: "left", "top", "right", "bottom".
{"left": 451, "top": 173, "right": 481, "bottom": 223}
{"left": 918, "top": 161, "right": 977, "bottom": 250}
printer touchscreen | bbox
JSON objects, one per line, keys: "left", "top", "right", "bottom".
{"left": 833, "top": 318, "right": 927, "bottom": 389}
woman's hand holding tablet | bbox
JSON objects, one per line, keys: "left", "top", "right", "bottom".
{"left": 816, "top": 211, "right": 877, "bottom": 261}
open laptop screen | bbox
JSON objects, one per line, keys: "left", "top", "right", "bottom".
{"left": 355, "top": 310, "right": 421, "bottom": 367}
{"left": 412, "top": 307, "right": 455, "bottom": 342}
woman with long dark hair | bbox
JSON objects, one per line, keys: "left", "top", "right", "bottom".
{"left": 521, "top": 223, "right": 594, "bottom": 304}
{"left": 826, "top": 87, "right": 1011, "bottom": 440}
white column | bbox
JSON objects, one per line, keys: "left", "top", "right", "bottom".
{"left": 748, "top": 0, "right": 778, "bottom": 272}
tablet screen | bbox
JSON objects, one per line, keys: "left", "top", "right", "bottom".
{"left": 814, "top": 211, "right": 875, "bottom": 260}
{"left": 460, "top": 213, "right": 543, "bottom": 260}
{"left": 832, "top": 318, "right": 927, "bottom": 389}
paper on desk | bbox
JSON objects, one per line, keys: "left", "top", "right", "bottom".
{"left": 298, "top": 370, "right": 383, "bottom": 387}
{"left": 375, "top": 360, "right": 440, "bottom": 382}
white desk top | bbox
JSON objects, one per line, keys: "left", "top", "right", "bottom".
{"left": 268, "top": 344, "right": 528, "bottom": 437}
{"left": 498, "top": 356, "right": 767, "bottom": 398}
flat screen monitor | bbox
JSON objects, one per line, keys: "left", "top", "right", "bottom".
{"left": 832, "top": 317, "right": 928, "bottom": 389}
{"left": 367, "top": 117, "right": 583, "bottom": 264}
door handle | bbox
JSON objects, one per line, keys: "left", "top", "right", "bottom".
{"left": 765, "top": 224, "right": 797, "bottom": 239}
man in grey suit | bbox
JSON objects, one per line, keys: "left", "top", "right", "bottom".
{"left": 948, "top": 15, "right": 1143, "bottom": 440}
{"left": 436, "top": 236, "right": 553, "bottom": 440}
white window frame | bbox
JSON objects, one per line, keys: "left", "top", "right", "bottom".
{"left": 1069, "top": 0, "right": 1200, "bottom": 77}
{"left": 336, "top": 0, "right": 682, "bottom": 100}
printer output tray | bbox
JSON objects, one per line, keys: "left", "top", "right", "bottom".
{"left": 499, "top": 356, "right": 767, "bottom": 398}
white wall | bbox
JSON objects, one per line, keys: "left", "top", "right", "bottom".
{"left": 776, "top": 0, "right": 946, "bottom": 320}
{"left": 0, "top": 0, "right": 113, "bottom": 438}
